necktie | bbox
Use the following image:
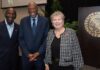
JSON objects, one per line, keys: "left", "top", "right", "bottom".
{"left": 32, "top": 18, "right": 36, "bottom": 35}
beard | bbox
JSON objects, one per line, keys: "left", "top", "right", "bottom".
{"left": 6, "top": 19, "right": 14, "bottom": 25}
{"left": 29, "top": 12, "right": 37, "bottom": 18}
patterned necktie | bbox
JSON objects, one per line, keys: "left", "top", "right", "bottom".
{"left": 32, "top": 18, "right": 36, "bottom": 35}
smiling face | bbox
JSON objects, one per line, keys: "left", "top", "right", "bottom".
{"left": 51, "top": 11, "right": 65, "bottom": 29}
{"left": 28, "top": 2, "right": 38, "bottom": 18}
{"left": 5, "top": 8, "right": 16, "bottom": 24}
{"left": 51, "top": 15, "right": 64, "bottom": 29}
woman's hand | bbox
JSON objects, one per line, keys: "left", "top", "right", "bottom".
{"left": 45, "top": 64, "right": 49, "bottom": 70}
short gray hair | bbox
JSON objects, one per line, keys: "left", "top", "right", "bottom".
{"left": 50, "top": 11, "right": 65, "bottom": 20}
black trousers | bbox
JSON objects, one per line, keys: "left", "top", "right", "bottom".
{"left": 21, "top": 55, "right": 45, "bottom": 70}
{"left": 49, "top": 64, "right": 74, "bottom": 70}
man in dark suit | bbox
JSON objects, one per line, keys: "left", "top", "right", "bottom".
{"left": 19, "top": 2, "right": 49, "bottom": 70}
{"left": 0, "top": 8, "right": 19, "bottom": 70}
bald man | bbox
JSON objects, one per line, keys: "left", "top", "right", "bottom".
{"left": 19, "top": 2, "right": 49, "bottom": 70}
{"left": 0, "top": 7, "right": 19, "bottom": 70}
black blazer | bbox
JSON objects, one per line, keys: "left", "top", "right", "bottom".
{"left": 0, "top": 20, "right": 19, "bottom": 70}
{"left": 19, "top": 15, "right": 49, "bottom": 59}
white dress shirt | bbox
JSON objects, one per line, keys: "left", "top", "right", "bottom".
{"left": 31, "top": 15, "right": 38, "bottom": 28}
{"left": 5, "top": 19, "right": 14, "bottom": 38}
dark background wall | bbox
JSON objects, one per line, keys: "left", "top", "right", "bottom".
{"left": 46, "top": 0, "right": 100, "bottom": 21}
{"left": 78, "top": 6, "right": 100, "bottom": 68}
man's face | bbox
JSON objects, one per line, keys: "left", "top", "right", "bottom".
{"left": 6, "top": 8, "right": 15, "bottom": 24}
{"left": 28, "top": 3, "right": 37, "bottom": 18}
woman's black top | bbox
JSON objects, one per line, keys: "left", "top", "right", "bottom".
{"left": 50, "top": 36, "right": 74, "bottom": 70}
{"left": 51, "top": 36, "right": 61, "bottom": 65}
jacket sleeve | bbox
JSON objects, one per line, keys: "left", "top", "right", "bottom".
{"left": 44, "top": 30, "right": 51, "bottom": 64}
{"left": 38, "top": 19, "right": 49, "bottom": 55}
{"left": 19, "top": 19, "right": 29, "bottom": 57}
{"left": 71, "top": 29, "right": 84, "bottom": 70}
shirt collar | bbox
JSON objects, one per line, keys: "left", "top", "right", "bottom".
{"left": 30, "top": 15, "right": 38, "bottom": 20}
{"left": 5, "top": 19, "right": 14, "bottom": 27}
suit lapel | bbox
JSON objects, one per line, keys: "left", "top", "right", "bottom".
{"left": 25, "top": 16, "right": 35, "bottom": 37}
{"left": 36, "top": 16, "right": 42, "bottom": 35}
{"left": 3, "top": 21, "right": 11, "bottom": 39}
{"left": 26, "top": 16, "right": 42, "bottom": 37}
{"left": 27, "top": 16, "right": 32, "bottom": 31}
{"left": 11, "top": 23, "right": 17, "bottom": 39}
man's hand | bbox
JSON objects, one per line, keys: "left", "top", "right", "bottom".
{"left": 28, "top": 52, "right": 40, "bottom": 62}
{"left": 28, "top": 53, "right": 33, "bottom": 59}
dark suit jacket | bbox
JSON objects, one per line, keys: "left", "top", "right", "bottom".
{"left": 19, "top": 15, "right": 49, "bottom": 59}
{"left": 0, "top": 20, "right": 19, "bottom": 70}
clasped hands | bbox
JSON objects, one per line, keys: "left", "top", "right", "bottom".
{"left": 28, "top": 52, "right": 40, "bottom": 62}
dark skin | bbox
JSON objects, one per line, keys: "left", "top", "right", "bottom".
{"left": 28, "top": 2, "right": 38, "bottom": 18}
{"left": 27, "top": 2, "right": 40, "bottom": 62}
{"left": 5, "top": 8, "right": 16, "bottom": 25}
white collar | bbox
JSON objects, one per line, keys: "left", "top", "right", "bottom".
{"left": 5, "top": 19, "right": 14, "bottom": 26}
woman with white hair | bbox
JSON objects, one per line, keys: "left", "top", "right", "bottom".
{"left": 45, "top": 11, "right": 84, "bottom": 70}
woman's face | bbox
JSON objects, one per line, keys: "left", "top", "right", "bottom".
{"left": 51, "top": 15, "right": 64, "bottom": 29}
